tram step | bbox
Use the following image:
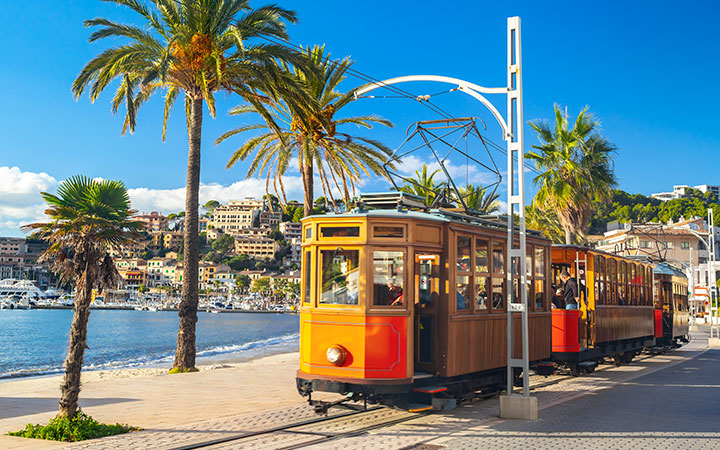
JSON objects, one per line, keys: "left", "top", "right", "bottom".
{"left": 408, "top": 403, "right": 433, "bottom": 413}
{"left": 578, "top": 361, "right": 597, "bottom": 369}
{"left": 413, "top": 372, "right": 434, "bottom": 380}
{"left": 413, "top": 385, "right": 448, "bottom": 394}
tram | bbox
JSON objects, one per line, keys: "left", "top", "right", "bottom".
{"left": 652, "top": 262, "right": 690, "bottom": 348}
{"left": 296, "top": 193, "right": 552, "bottom": 412}
{"left": 550, "top": 246, "right": 656, "bottom": 374}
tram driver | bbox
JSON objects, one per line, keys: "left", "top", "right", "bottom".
{"left": 387, "top": 277, "right": 404, "bottom": 306}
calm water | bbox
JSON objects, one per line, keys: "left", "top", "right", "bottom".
{"left": 0, "top": 309, "right": 299, "bottom": 379}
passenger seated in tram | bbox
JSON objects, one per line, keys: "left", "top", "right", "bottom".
{"left": 456, "top": 283, "right": 468, "bottom": 310}
{"left": 551, "top": 286, "right": 564, "bottom": 309}
{"left": 373, "top": 276, "right": 404, "bottom": 306}
{"left": 387, "top": 278, "right": 403, "bottom": 306}
{"left": 560, "top": 271, "right": 579, "bottom": 310}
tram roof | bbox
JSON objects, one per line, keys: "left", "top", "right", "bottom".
{"left": 303, "top": 207, "right": 545, "bottom": 237}
{"left": 652, "top": 262, "right": 687, "bottom": 278}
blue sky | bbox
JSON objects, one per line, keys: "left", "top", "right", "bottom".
{"left": 1, "top": 0, "right": 719, "bottom": 236}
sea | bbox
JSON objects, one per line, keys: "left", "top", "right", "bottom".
{"left": 0, "top": 309, "right": 299, "bottom": 380}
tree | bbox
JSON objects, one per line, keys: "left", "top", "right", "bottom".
{"left": 22, "top": 176, "right": 140, "bottom": 418}
{"left": 459, "top": 184, "right": 500, "bottom": 214}
{"left": 210, "top": 233, "right": 235, "bottom": 261}
{"left": 526, "top": 202, "right": 566, "bottom": 244}
{"left": 527, "top": 106, "right": 617, "bottom": 244}
{"left": 235, "top": 274, "right": 251, "bottom": 293}
{"left": 218, "top": 45, "right": 394, "bottom": 217}
{"left": 203, "top": 200, "right": 221, "bottom": 218}
{"left": 73, "top": 0, "right": 299, "bottom": 372}
{"left": 252, "top": 277, "right": 271, "bottom": 294}
{"left": 398, "top": 164, "right": 445, "bottom": 206}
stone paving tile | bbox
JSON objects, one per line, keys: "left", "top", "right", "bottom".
{"left": 67, "top": 330, "right": 712, "bottom": 450}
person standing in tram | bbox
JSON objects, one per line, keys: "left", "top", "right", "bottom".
{"left": 560, "top": 270, "right": 579, "bottom": 310}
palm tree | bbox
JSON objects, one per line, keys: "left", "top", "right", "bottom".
{"left": 73, "top": 0, "right": 298, "bottom": 371}
{"left": 218, "top": 45, "right": 394, "bottom": 217}
{"left": 527, "top": 106, "right": 617, "bottom": 244}
{"left": 459, "top": 184, "right": 500, "bottom": 214}
{"left": 397, "top": 164, "right": 445, "bottom": 206}
{"left": 526, "top": 201, "right": 566, "bottom": 244}
{"left": 22, "top": 176, "right": 141, "bottom": 418}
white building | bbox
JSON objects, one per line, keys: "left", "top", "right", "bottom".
{"left": 650, "top": 184, "right": 720, "bottom": 201}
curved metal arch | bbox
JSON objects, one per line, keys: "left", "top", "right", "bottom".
{"left": 353, "top": 75, "right": 510, "bottom": 138}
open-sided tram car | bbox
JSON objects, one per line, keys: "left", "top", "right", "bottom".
{"left": 296, "top": 201, "right": 553, "bottom": 411}
{"left": 652, "top": 262, "right": 690, "bottom": 348}
{"left": 550, "top": 246, "right": 657, "bottom": 374}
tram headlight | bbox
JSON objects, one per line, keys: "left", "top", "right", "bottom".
{"left": 326, "top": 345, "right": 347, "bottom": 366}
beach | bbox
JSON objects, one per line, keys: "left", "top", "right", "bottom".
{"left": 0, "top": 352, "right": 308, "bottom": 449}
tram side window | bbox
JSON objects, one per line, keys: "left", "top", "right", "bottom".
{"left": 319, "top": 249, "right": 360, "bottom": 305}
{"left": 492, "top": 242, "right": 505, "bottom": 274}
{"left": 372, "top": 251, "right": 405, "bottom": 307}
{"left": 596, "top": 256, "right": 605, "bottom": 305}
{"left": 476, "top": 239, "right": 489, "bottom": 312}
{"left": 618, "top": 262, "right": 626, "bottom": 305}
{"left": 630, "top": 264, "right": 636, "bottom": 305}
{"left": 457, "top": 236, "right": 471, "bottom": 272}
{"left": 492, "top": 278, "right": 505, "bottom": 310}
{"left": 303, "top": 251, "right": 311, "bottom": 304}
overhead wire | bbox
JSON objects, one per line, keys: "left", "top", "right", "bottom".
{"left": 166, "top": 0, "right": 541, "bottom": 175}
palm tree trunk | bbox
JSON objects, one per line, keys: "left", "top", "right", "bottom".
{"left": 174, "top": 97, "right": 203, "bottom": 371}
{"left": 564, "top": 227, "right": 573, "bottom": 245}
{"left": 303, "top": 158, "right": 314, "bottom": 217}
{"left": 58, "top": 268, "right": 93, "bottom": 418}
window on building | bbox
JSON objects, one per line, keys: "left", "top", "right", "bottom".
{"left": 640, "top": 241, "right": 651, "bottom": 249}
{"left": 681, "top": 241, "right": 690, "bottom": 249}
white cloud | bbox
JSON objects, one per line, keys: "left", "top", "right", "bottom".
{"left": 0, "top": 167, "right": 59, "bottom": 237}
{"left": 394, "top": 154, "right": 501, "bottom": 187}
{"left": 128, "top": 177, "right": 307, "bottom": 214}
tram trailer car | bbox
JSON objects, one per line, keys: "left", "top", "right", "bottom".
{"left": 296, "top": 203, "right": 553, "bottom": 412}
{"left": 652, "top": 262, "right": 690, "bottom": 348}
{"left": 550, "top": 246, "right": 657, "bottom": 374}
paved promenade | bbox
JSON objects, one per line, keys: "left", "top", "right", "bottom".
{"left": 1, "top": 327, "right": 716, "bottom": 449}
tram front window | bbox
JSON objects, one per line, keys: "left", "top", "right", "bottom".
{"left": 373, "top": 251, "right": 405, "bottom": 306}
{"left": 320, "top": 249, "right": 360, "bottom": 305}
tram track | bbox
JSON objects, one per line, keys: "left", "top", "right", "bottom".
{"left": 171, "top": 347, "right": 684, "bottom": 450}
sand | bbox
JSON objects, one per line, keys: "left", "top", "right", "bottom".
{"left": 0, "top": 352, "right": 307, "bottom": 449}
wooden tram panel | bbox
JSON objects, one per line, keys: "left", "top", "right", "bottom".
{"left": 653, "top": 263, "right": 690, "bottom": 345}
{"left": 297, "top": 208, "right": 552, "bottom": 401}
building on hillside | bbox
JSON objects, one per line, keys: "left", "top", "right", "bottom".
{"left": 109, "top": 240, "right": 148, "bottom": 259}
{"left": 283, "top": 237, "right": 302, "bottom": 267}
{"left": 259, "top": 210, "right": 282, "bottom": 228}
{"left": 650, "top": 184, "right": 720, "bottom": 201}
{"left": 147, "top": 257, "right": 176, "bottom": 287}
{"left": 151, "top": 231, "right": 183, "bottom": 251}
{"left": 210, "top": 199, "right": 262, "bottom": 233}
{"left": 136, "top": 211, "right": 168, "bottom": 232}
{"left": 199, "top": 218, "right": 209, "bottom": 233}
{"left": 279, "top": 222, "right": 301, "bottom": 240}
{"left": 236, "top": 227, "right": 271, "bottom": 237}
{"left": 234, "top": 236, "right": 278, "bottom": 259}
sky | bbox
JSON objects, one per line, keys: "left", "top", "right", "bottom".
{"left": 1, "top": 0, "right": 719, "bottom": 237}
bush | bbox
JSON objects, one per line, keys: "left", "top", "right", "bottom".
{"left": 8, "top": 410, "right": 138, "bottom": 442}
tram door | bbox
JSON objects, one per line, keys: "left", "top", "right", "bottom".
{"left": 414, "top": 253, "right": 440, "bottom": 374}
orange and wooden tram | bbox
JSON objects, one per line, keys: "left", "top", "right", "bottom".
{"left": 296, "top": 194, "right": 552, "bottom": 412}
{"left": 297, "top": 196, "right": 689, "bottom": 411}
{"left": 652, "top": 262, "right": 690, "bottom": 348}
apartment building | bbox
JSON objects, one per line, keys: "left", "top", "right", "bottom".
{"left": 234, "top": 236, "right": 278, "bottom": 259}
{"left": 279, "top": 222, "right": 302, "bottom": 240}
{"left": 136, "top": 211, "right": 169, "bottom": 232}
{"left": 210, "top": 199, "right": 263, "bottom": 233}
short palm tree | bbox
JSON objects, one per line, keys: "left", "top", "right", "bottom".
{"left": 217, "top": 45, "right": 394, "bottom": 216}
{"left": 527, "top": 106, "right": 617, "bottom": 244}
{"left": 459, "top": 184, "right": 500, "bottom": 214}
{"left": 22, "top": 176, "right": 141, "bottom": 419}
{"left": 73, "top": 0, "right": 298, "bottom": 371}
{"left": 526, "top": 201, "right": 566, "bottom": 244}
{"left": 397, "top": 164, "right": 446, "bottom": 206}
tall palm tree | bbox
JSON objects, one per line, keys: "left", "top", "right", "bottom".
{"left": 459, "top": 184, "right": 500, "bottom": 214}
{"left": 527, "top": 106, "right": 617, "bottom": 244}
{"left": 73, "top": 0, "right": 298, "bottom": 371}
{"left": 217, "top": 45, "right": 394, "bottom": 217}
{"left": 397, "top": 164, "right": 445, "bottom": 206}
{"left": 22, "top": 176, "right": 141, "bottom": 418}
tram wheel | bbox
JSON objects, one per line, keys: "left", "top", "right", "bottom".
{"left": 569, "top": 364, "right": 580, "bottom": 377}
{"left": 612, "top": 354, "right": 623, "bottom": 366}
